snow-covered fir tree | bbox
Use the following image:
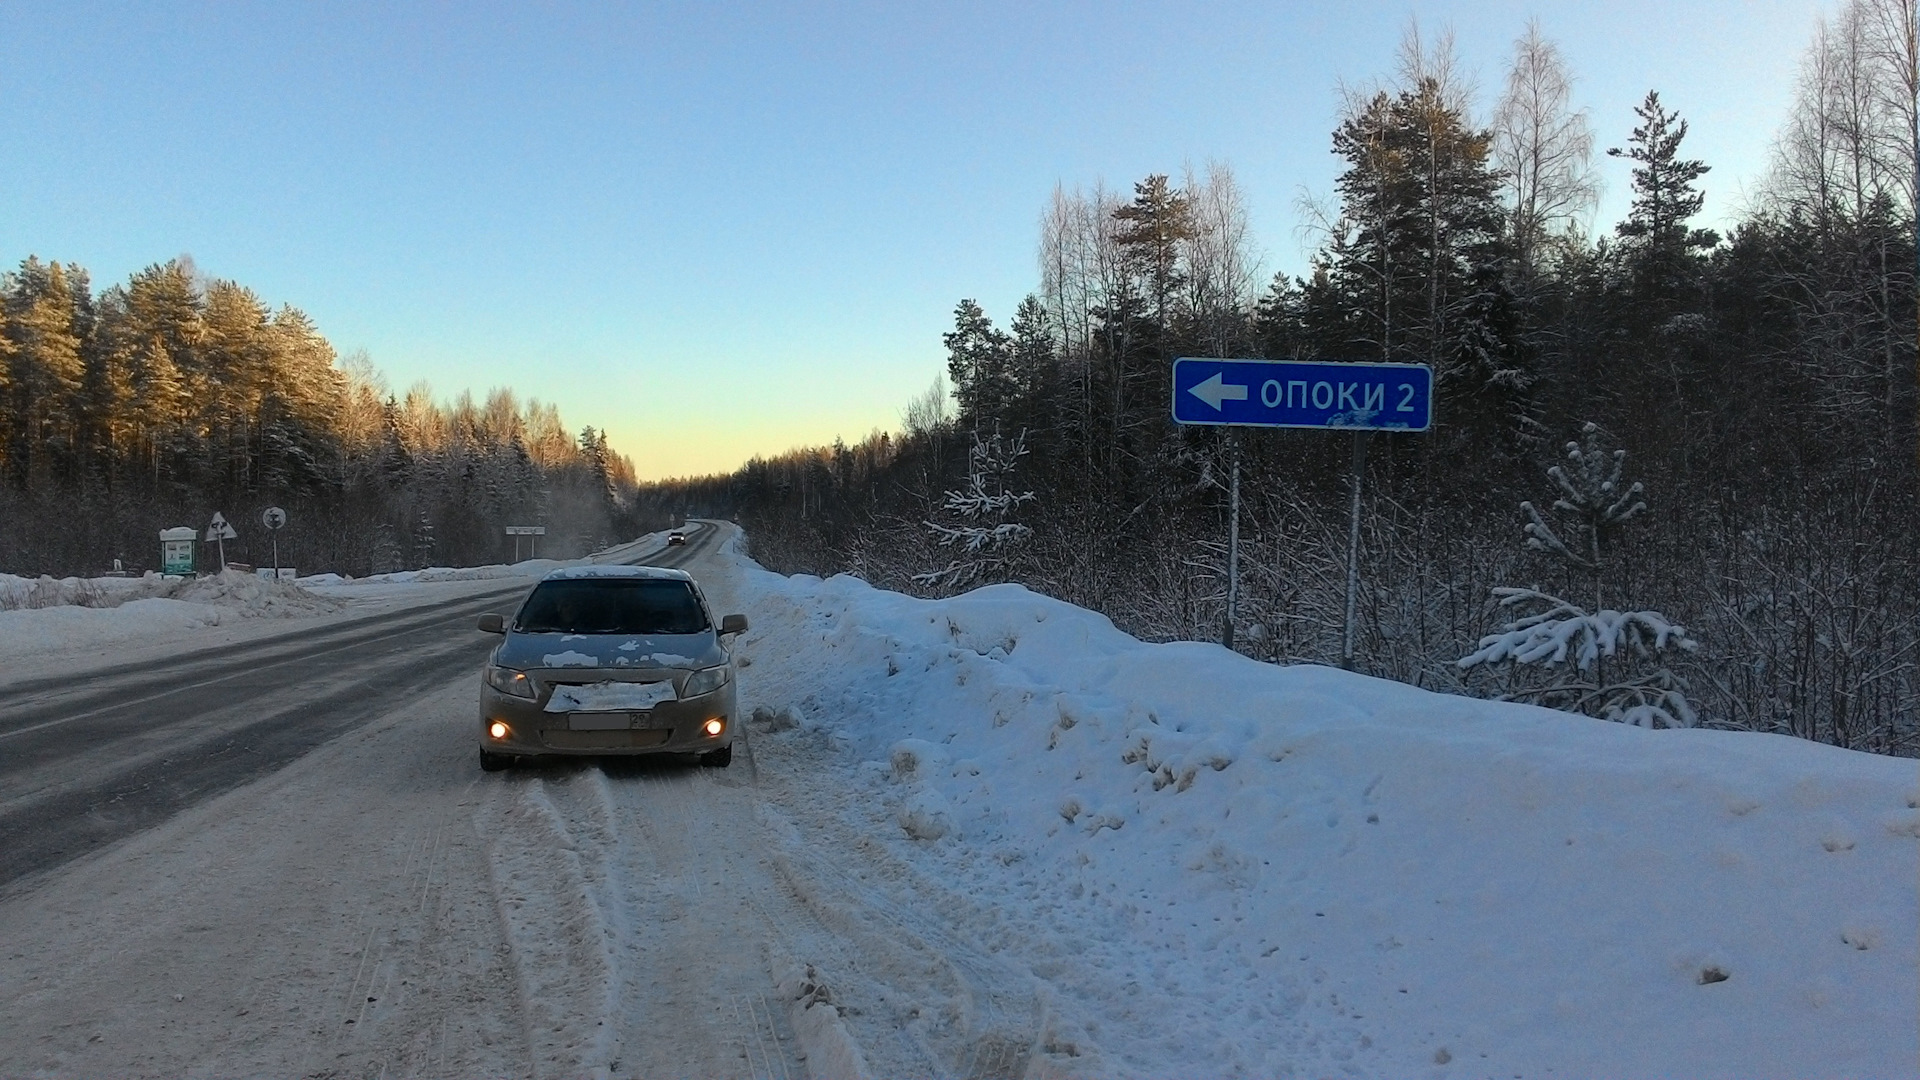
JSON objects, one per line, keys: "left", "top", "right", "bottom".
{"left": 410, "top": 506, "right": 436, "bottom": 569}
{"left": 1459, "top": 423, "right": 1700, "bottom": 727}
{"left": 914, "top": 428, "right": 1036, "bottom": 592}
{"left": 370, "top": 522, "right": 404, "bottom": 575}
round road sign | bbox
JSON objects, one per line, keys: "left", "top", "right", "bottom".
{"left": 262, "top": 506, "right": 288, "bottom": 530}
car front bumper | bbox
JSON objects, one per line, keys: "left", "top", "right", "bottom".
{"left": 480, "top": 681, "right": 736, "bottom": 757}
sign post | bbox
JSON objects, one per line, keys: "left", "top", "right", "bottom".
{"left": 261, "top": 506, "right": 287, "bottom": 579}
{"left": 205, "top": 512, "right": 239, "bottom": 572}
{"left": 1171, "top": 357, "right": 1433, "bottom": 667}
{"left": 1223, "top": 431, "right": 1240, "bottom": 650}
{"left": 505, "top": 525, "right": 546, "bottom": 561}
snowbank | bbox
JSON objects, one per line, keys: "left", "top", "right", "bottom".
{"left": 0, "top": 568, "right": 339, "bottom": 619}
{"left": 0, "top": 570, "right": 342, "bottom": 665}
{"left": 729, "top": 560, "right": 1920, "bottom": 1078}
{"left": 0, "top": 528, "right": 691, "bottom": 671}
{"left": 296, "top": 559, "right": 569, "bottom": 587}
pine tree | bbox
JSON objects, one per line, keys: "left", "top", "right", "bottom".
{"left": 915, "top": 428, "right": 1037, "bottom": 592}
{"left": 371, "top": 521, "right": 404, "bottom": 575}
{"left": 943, "top": 299, "right": 1013, "bottom": 429}
{"left": 1006, "top": 294, "right": 1058, "bottom": 434}
{"left": 1459, "top": 424, "right": 1699, "bottom": 727}
{"left": 4, "top": 259, "right": 89, "bottom": 486}
{"left": 1607, "top": 91, "right": 1719, "bottom": 308}
{"left": 411, "top": 505, "right": 436, "bottom": 569}
{"left": 1112, "top": 174, "right": 1195, "bottom": 335}
{"left": 200, "top": 280, "right": 274, "bottom": 492}
{"left": 1320, "top": 78, "right": 1519, "bottom": 426}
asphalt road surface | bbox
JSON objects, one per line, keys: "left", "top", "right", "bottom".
{"left": 0, "top": 524, "right": 720, "bottom": 896}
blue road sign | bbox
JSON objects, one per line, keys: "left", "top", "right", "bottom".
{"left": 1171, "top": 357, "right": 1433, "bottom": 431}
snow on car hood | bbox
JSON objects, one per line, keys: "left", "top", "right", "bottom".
{"left": 494, "top": 631, "right": 725, "bottom": 672}
{"left": 543, "top": 680, "right": 680, "bottom": 713}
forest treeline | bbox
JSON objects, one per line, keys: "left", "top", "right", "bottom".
{"left": 639, "top": 9, "right": 1920, "bottom": 754}
{"left": 0, "top": 257, "right": 642, "bottom": 575}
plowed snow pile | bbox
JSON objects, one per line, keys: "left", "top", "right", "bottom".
{"left": 296, "top": 559, "right": 568, "bottom": 587}
{"left": 0, "top": 569, "right": 340, "bottom": 662}
{"left": 726, "top": 551, "right": 1919, "bottom": 1078}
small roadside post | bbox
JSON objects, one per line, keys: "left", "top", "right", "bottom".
{"left": 261, "top": 506, "right": 288, "bottom": 579}
{"left": 1171, "top": 357, "right": 1433, "bottom": 667}
{"left": 505, "top": 525, "right": 546, "bottom": 561}
{"left": 205, "top": 512, "right": 239, "bottom": 573}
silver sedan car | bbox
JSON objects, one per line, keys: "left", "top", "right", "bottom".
{"left": 475, "top": 566, "right": 748, "bottom": 771}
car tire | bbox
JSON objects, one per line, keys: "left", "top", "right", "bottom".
{"left": 480, "top": 749, "right": 513, "bottom": 772}
{"left": 700, "top": 744, "right": 733, "bottom": 768}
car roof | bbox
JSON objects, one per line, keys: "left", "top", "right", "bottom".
{"left": 541, "top": 564, "right": 693, "bottom": 582}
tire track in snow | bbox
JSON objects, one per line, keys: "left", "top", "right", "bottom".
{"left": 303, "top": 769, "right": 528, "bottom": 1080}
{"left": 587, "top": 760, "right": 810, "bottom": 1079}
{"left": 479, "top": 775, "right": 618, "bottom": 1079}
{"left": 754, "top": 800, "right": 1041, "bottom": 1080}
{"left": 477, "top": 759, "right": 811, "bottom": 1079}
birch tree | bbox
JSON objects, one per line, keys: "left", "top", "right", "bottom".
{"left": 1492, "top": 21, "right": 1599, "bottom": 275}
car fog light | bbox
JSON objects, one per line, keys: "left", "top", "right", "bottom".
{"left": 489, "top": 722, "right": 509, "bottom": 740}
{"left": 703, "top": 718, "right": 724, "bottom": 737}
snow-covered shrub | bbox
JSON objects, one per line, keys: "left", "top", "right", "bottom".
{"left": 1460, "top": 425, "right": 1700, "bottom": 728}
{"left": 914, "top": 428, "right": 1036, "bottom": 592}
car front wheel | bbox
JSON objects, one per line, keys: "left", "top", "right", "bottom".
{"left": 480, "top": 749, "right": 513, "bottom": 772}
{"left": 700, "top": 744, "right": 732, "bottom": 768}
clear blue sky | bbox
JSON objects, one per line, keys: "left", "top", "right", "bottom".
{"left": 0, "top": 1, "right": 1829, "bottom": 480}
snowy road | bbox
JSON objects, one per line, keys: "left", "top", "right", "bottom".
{"left": 0, "top": 525, "right": 1042, "bottom": 1080}
{"left": 1, "top": 522, "right": 1913, "bottom": 1079}
{"left": 0, "top": 526, "right": 712, "bottom": 896}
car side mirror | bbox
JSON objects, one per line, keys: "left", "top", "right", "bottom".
{"left": 720, "top": 614, "right": 748, "bottom": 637}
{"left": 477, "top": 613, "right": 506, "bottom": 634}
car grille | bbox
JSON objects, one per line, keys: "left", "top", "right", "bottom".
{"left": 542, "top": 729, "right": 674, "bottom": 750}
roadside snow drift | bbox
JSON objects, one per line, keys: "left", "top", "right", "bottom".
{"left": 0, "top": 528, "right": 679, "bottom": 668}
{"left": 728, "top": 553, "right": 1919, "bottom": 1078}
{"left": 0, "top": 569, "right": 341, "bottom": 662}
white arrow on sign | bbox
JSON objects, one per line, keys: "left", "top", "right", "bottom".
{"left": 205, "top": 512, "right": 238, "bottom": 541}
{"left": 1188, "top": 372, "right": 1249, "bottom": 411}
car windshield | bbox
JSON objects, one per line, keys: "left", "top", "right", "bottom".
{"left": 515, "top": 579, "right": 709, "bottom": 635}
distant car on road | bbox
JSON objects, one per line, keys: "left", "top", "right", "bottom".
{"left": 475, "top": 565, "right": 748, "bottom": 771}
{"left": 667, "top": 530, "right": 687, "bottom": 546}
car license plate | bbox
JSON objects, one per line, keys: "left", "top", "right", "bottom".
{"left": 569, "top": 712, "right": 632, "bottom": 731}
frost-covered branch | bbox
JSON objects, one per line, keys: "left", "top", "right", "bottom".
{"left": 916, "top": 428, "right": 1038, "bottom": 591}
{"left": 1459, "top": 587, "right": 1698, "bottom": 669}
{"left": 1458, "top": 588, "right": 1699, "bottom": 728}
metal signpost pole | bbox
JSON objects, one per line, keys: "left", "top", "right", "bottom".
{"left": 206, "top": 512, "right": 237, "bottom": 573}
{"left": 506, "top": 525, "right": 547, "bottom": 562}
{"left": 1169, "top": 357, "right": 1431, "bottom": 669}
{"left": 261, "top": 507, "right": 287, "bottom": 579}
{"left": 1223, "top": 432, "right": 1240, "bottom": 651}
{"left": 1342, "top": 431, "right": 1369, "bottom": 670}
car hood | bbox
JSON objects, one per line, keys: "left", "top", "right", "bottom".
{"left": 495, "top": 631, "right": 725, "bottom": 673}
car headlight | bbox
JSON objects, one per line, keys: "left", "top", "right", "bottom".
{"left": 486, "top": 666, "right": 536, "bottom": 699}
{"left": 682, "top": 664, "right": 729, "bottom": 697}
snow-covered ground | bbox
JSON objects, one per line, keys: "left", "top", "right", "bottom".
{"left": 716, "top": 531, "right": 1919, "bottom": 1078}
{"left": 1, "top": 522, "right": 1913, "bottom": 1079}
{"left": 0, "top": 569, "right": 343, "bottom": 663}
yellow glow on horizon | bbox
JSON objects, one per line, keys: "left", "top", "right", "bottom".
{"left": 603, "top": 405, "right": 907, "bottom": 483}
